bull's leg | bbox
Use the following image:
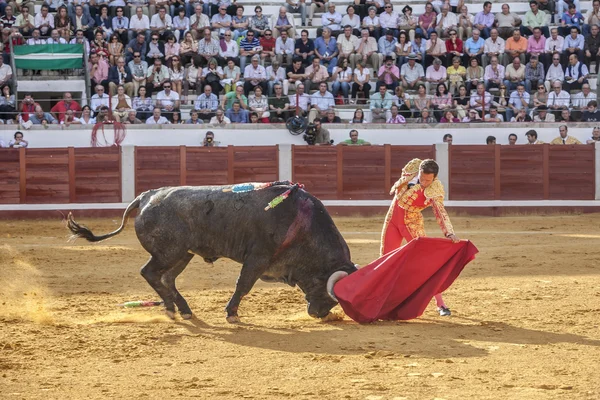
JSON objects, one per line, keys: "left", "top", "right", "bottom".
{"left": 140, "top": 256, "right": 178, "bottom": 319}
{"left": 161, "top": 253, "right": 195, "bottom": 319}
{"left": 225, "top": 261, "right": 266, "bottom": 323}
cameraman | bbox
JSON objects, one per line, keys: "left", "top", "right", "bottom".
{"left": 203, "top": 131, "right": 218, "bottom": 147}
{"left": 313, "top": 120, "right": 332, "bottom": 145}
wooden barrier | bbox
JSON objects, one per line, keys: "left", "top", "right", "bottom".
{"left": 449, "top": 145, "right": 596, "bottom": 200}
{"left": 135, "top": 146, "right": 279, "bottom": 195}
{"left": 292, "top": 145, "right": 436, "bottom": 200}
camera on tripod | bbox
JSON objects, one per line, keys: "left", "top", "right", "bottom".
{"left": 303, "top": 123, "right": 317, "bottom": 145}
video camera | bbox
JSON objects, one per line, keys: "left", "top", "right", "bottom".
{"left": 303, "top": 123, "right": 318, "bottom": 145}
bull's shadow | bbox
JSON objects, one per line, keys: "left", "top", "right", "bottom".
{"left": 174, "top": 316, "right": 600, "bottom": 359}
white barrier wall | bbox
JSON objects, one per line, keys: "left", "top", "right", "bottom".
{"left": 0, "top": 123, "right": 597, "bottom": 148}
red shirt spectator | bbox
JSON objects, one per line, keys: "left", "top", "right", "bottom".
{"left": 445, "top": 36, "right": 463, "bottom": 55}
{"left": 20, "top": 94, "right": 39, "bottom": 122}
{"left": 50, "top": 92, "right": 82, "bottom": 122}
{"left": 260, "top": 34, "right": 276, "bottom": 53}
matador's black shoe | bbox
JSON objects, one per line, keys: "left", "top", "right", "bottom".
{"left": 438, "top": 306, "right": 451, "bottom": 316}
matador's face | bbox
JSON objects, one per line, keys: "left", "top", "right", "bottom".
{"left": 418, "top": 171, "right": 435, "bottom": 189}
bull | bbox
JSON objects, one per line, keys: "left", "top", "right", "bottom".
{"left": 67, "top": 182, "right": 357, "bottom": 322}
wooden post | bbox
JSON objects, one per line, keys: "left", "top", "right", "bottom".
{"left": 336, "top": 145, "right": 343, "bottom": 199}
{"left": 291, "top": 145, "right": 296, "bottom": 182}
{"left": 447, "top": 143, "right": 453, "bottom": 200}
{"left": 494, "top": 145, "right": 501, "bottom": 200}
{"left": 179, "top": 145, "right": 187, "bottom": 186}
{"left": 384, "top": 144, "right": 391, "bottom": 192}
{"left": 274, "top": 144, "right": 279, "bottom": 180}
{"left": 19, "top": 147, "right": 26, "bottom": 203}
{"left": 68, "top": 147, "right": 76, "bottom": 203}
{"left": 227, "top": 145, "right": 235, "bottom": 184}
{"left": 543, "top": 143, "right": 550, "bottom": 199}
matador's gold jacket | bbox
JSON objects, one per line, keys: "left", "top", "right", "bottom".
{"left": 384, "top": 158, "right": 454, "bottom": 239}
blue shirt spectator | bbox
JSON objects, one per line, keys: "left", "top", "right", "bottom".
{"left": 563, "top": 32, "right": 584, "bottom": 50}
{"left": 464, "top": 36, "right": 485, "bottom": 54}
{"left": 314, "top": 36, "right": 337, "bottom": 59}
{"left": 226, "top": 105, "right": 249, "bottom": 123}
{"left": 378, "top": 35, "right": 397, "bottom": 57}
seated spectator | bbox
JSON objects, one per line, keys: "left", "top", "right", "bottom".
{"left": 431, "top": 82, "right": 452, "bottom": 120}
{"left": 171, "top": 110, "right": 183, "bottom": 125}
{"left": 8, "top": 131, "right": 28, "bottom": 148}
{"left": 526, "top": 129, "right": 544, "bottom": 144}
{"left": 50, "top": 92, "right": 82, "bottom": 124}
{"left": 562, "top": 26, "right": 584, "bottom": 65}
{"left": 454, "top": 84, "right": 470, "bottom": 119}
{"left": 484, "top": 105, "right": 504, "bottom": 122}
{"left": 511, "top": 108, "right": 533, "bottom": 122}
{"left": 128, "top": 51, "right": 148, "bottom": 96}
{"left": 108, "top": 57, "right": 135, "bottom": 97}
{"left": 457, "top": 5, "right": 474, "bottom": 40}
{"left": 548, "top": 81, "right": 571, "bottom": 116}
{"left": 564, "top": 53, "right": 589, "bottom": 92}
{"left": 198, "top": 27, "right": 220, "bottom": 68}
{"left": 558, "top": 108, "right": 574, "bottom": 122}
{"left": 308, "top": 82, "right": 335, "bottom": 123}
{"left": 533, "top": 83, "right": 549, "bottom": 109}
{"left": 484, "top": 56, "right": 505, "bottom": 90}
{"left": 15, "top": 6, "right": 35, "bottom": 38}
{"left": 202, "top": 58, "right": 224, "bottom": 95}
{"left": 496, "top": 4, "right": 521, "bottom": 39}
{"left": 545, "top": 56, "right": 565, "bottom": 90}
{"left": 183, "top": 59, "right": 203, "bottom": 101}
{"left": 399, "top": 53, "right": 424, "bottom": 90}
{"left": 416, "top": 107, "right": 437, "bottom": 123}
{"left": 95, "top": 106, "right": 110, "bottom": 123}
{"left": 272, "top": 6, "right": 296, "bottom": 39}
{"left": 463, "top": 28, "right": 484, "bottom": 65}
{"left": 506, "top": 84, "right": 530, "bottom": 122}
{"left": 285, "top": 58, "right": 307, "bottom": 95}
{"left": 394, "top": 31, "right": 412, "bottom": 67}
{"left": 146, "top": 107, "right": 170, "bottom": 124}
{"left": 525, "top": 55, "right": 545, "bottom": 93}
{"left": 195, "top": 85, "right": 219, "bottom": 122}
{"left": 185, "top": 110, "right": 203, "bottom": 125}
{"left": 248, "top": 86, "right": 270, "bottom": 122}
{"left": 226, "top": 101, "right": 249, "bottom": 123}
{"left": 533, "top": 105, "right": 556, "bottom": 121}
{"left": 425, "top": 31, "right": 447, "bottom": 66}
{"left": 0, "top": 85, "right": 16, "bottom": 124}
{"left": 287, "top": 0, "right": 307, "bottom": 28}
{"left": 542, "top": 28, "right": 564, "bottom": 72}
{"left": 150, "top": 7, "right": 172, "bottom": 41}
{"left": 163, "top": 35, "right": 180, "bottom": 68}
{"left": 436, "top": 5, "right": 458, "bottom": 39}
{"left": 398, "top": 5, "right": 417, "bottom": 40}
{"left": 411, "top": 83, "right": 431, "bottom": 117}
{"left": 222, "top": 84, "right": 248, "bottom": 111}
{"left": 339, "top": 129, "right": 371, "bottom": 145}
{"left": 35, "top": 4, "right": 54, "bottom": 37}
{"left": 145, "top": 58, "right": 169, "bottom": 96}
{"left": 94, "top": 6, "right": 113, "bottom": 41}
{"left": 465, "top": 56, "right": 484, "bottom": 92}
{"left": 156, "top": 81, "right": 180, "bottom": 120}
{"left": 503, "top": 56, "right": 525, "bottom": 91}
{"left": 586, "top": 126, "right": 600, "bottom": 144}
{"left": 72, "top": 105, "right": 96, "bottom": 125}
{"left": 559, "top": 4, "right": 584, "bottom": 37}
{"left": 387, "top": 104, "right": 406, "bottom": 124}
{"left": 126, "top": 33, "right": 147, "bottom": 64}
{"left": 146, "top": 34, "right": 165, "bottom": 63}
{"left": 369, "top": 84, "right": 393, "bottom": 122}
{"left": 463, "top": 108, "right": 482, "bottom": 122}
{"left": 111, "top": 85, "right": 133, "bottom": 122}
{"left": 295, "top": 29, "right": 315, "bottom": 66}
{"left": 469, "top": 82, "right": 492, "bottom": 112}
{"left": 265, "top": 60, "right": 285, "bottom": 97}
{"left": 550, "top": 125, "right": 582, "bottom": 144}
{"left": 362, "top": 6, "right": 381, "bottom": 41}
{"left": 223, "top": 58, "right": 241, "bottom": 94}
{"left": 123, "top": 110, "right": 142, "bottom": 124}
{"left": 89, "top": 52, "right": 109, "bottom": 92}
{"left": 571, "top": 83, "right": 597, "bottom": 120}
{"left": 440, "top": 110, "right": 460, "bottom": 123}
{"left": 417, "top": 2, "right": 436, "bottom": 39}
{"left": 446, "top": 55, "right": 466, "bottom": 94}
{"left": 268, "top": 83, "right": 291, "bottom": 122}
{"left": 129, "top": 7, "right": 151, "bottom": 43}
{"left": 112, "top": 7, "right": 129, "bottom": 44}
{"left": 132, "top": 86, "right": 153, "bottom": 121}
{"left": 521, "top": 1, "right": 550, "bottom": 38}
{"left": 230, "top": 6, "right": 248, "bottom": 41}
{"left": 259, "top": 30, "right": 277, "bottom": 65}
{"left": 331, "top": 58, "right": 352, "bottom": 104}
{"left": 377, "top": 31, "right": 397, "bottom": 66}
{"left": 319, "top": 3, "right": 342, "bottom": 38}
{"left": 249, "top": 6, "right": 270, "bottom": 38}
{"left": 351, "top": 61, "right": 371, "bottom": 104}
{"left": 304, "top": 57, "right": 329, "bottom": 91}
{"left": 243, "top": 55, "right": 267, "bottom": 97}
{"left": 527, "top": 27, "right": 546, "bottom": 62}
{"left": 209, "top": 108, "right": 231, "bottom": 124}
{"left": 349, "top": 108, "right": 366, "bottom": 123}
{"left": 179, "top": 31, "right": 199, "bottom": 66}
{"left": 352, "top": 29, "right": 379, "bottom": 71}
{"left": 391, "top": 85, "right": 412, "bottom": 118}
{"left": 29, "top": 105, "right": 57, "bottom": 125}
{"left": 289, "top": 84, "right": 310, "bottom": 116}
{"left": 275, "top": 29, "right": 295, "bottom": 67}
{"left": 321, "top": 109, "right": 341, "bottom": 124}
{"left": 337, "top": 25, "right": 358, "bottom": 65}
{"left": 219, "top": 31, "right": 239, "bottom": 66}
{"left": 482, "top": 28, "right": 505, "bottom": 68}
{"left": 90, "top": 85, "right": 110, "bottom": 115}
{"left": 314, "top": 27, "right": 338, "bottom": 74}
{"left": 585, "top": 24, "right": 600, "bottom": 71}
{"left": 425, "top": 57, "right": 447, "bottom": 93}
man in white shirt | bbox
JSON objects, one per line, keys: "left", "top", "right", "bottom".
{"left": 484, "top": 55, "right": 505, "bottom": 90}
{"left": 308, "top": 81, "right": 335, "bottom": 123}
{"left": 379, "top": 3, "right": 399, "bottom": 37}
{"left": 436, "top": 5, "right": 458, "bottom": 38}
{"left": 542, "top": 28, "right": 564, "bottom": 72}
{"left": 289, "top": 83, "right": 310, "bottom": 116}
{"left": 26, "top": 29, "right": 46, "bottom": 45}
{"left": 337, "top": 25, "right": 358, "bottom": 62}
{"left": 0, "top": 57, "right": 13, "bottom": 89}
{"left": 189, "top": 5, "right": 210, "bottom": 41}
{"left": 150, "top": 7, "right": 172, "bottom": 40}
{"left": 243, "top": 55, "right": 268, "bottom": 96}
{"left": 482, "top": 28, "right": 506, "bottom": 68}
{"left": 545, "top": 53, "right": 565, "bottom": 90}
{"left": 351, "top": 29, "right": 379, "bottom": 71}
{"left": 156, "top": 82, "right": 180, "bottom": 117}
{"left": 90, "top": 85, "right": 110, "bottom": 114}
{"left": 506, "top": 83, "right": 530, "bottom": 121}
{"left": 547, "top": 81, "right": 571, "bottom": 117}
{"left": 70, "top": 29, "right": 91, "bottom": 57}
{"left": 129, "top": 6, "right": 150, "bottom": 42}
{"left": 34, "top": 4, "right": 55, "bottom": 37}
{"left": 571, "top": 83, "right": 597, "bottom": 120}
{"left": 46, "top": 29, "right": 67, "bottom": 44}
{"left": 275, "top": 30, "right": 295, "bottom": 66}
{"left": 146, "top": 107, "right": 170, "bottom": 124}
{"left": 320, "top": 3, "right": 342, "bottom": 37}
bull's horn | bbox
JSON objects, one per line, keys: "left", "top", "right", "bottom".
{"left": 326, "top": 271, "right": 348, "bottom": 302}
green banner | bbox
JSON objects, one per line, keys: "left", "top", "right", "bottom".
{"left": 14, "top": 44, "right": 84, "bottom": 70}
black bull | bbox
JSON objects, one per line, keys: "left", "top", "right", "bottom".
{"left": 67, "top": 183, "right": 358, "bottom": 322}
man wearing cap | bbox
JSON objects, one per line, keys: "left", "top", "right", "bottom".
{"left": 533, "top": 105, "right": 556, "bottom": 122}
{"left": 400, "top": 53, "right": 425, "bottom": 90}
{"left": 525, "top": 130, "right": 544, "bottom": 144}
{"left": 377, "top": 30, "right": 397, "bottom": 67}
{"left": 377, "top": 55, "right": 401, "bottom": 91}
{"left": 551, "top": 125, "right": 583, "bottom": 144}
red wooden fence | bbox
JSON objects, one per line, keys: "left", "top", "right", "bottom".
{"left": 449, "top": 144, "right": 596, "bottom": 200}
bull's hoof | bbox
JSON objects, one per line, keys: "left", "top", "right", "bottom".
{"left": 226, "top": 315, "right": 241, "bottom": 324}
{"left": 181, "top": 313, "right": 193, "bottom": 320}
{"left": 165, "top": 310, "right": 176, "bottom": 320}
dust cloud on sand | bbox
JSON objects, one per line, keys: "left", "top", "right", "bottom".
{"left": 1, "top": 214, "right": 600, "bottom": 399}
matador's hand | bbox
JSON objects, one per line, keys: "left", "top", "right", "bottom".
{"left": 447, "top": 234, "right": 460, "bottom": 243}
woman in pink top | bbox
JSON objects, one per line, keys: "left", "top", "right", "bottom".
{"left": 431, "top": 82, "right": 453, "bottom": 121}
{"left": 416, "top": 2, "right": 437, "bottom": 39}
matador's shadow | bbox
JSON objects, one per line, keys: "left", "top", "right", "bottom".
{"left": 174, "top": 314, "right": 599, "bottom": 359}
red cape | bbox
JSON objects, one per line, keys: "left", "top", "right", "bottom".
{"left": 333, "top": 237, "right": 479, "bottom": 323}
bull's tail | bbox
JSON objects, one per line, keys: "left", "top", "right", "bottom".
{"left": 67, "top": 196, "right": 141, "bottom": 243}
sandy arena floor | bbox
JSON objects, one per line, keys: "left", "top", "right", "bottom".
{"left": 1, "top": 212, "right": 600, "bottom": 399}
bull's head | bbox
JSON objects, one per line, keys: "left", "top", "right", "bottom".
{"left": 301, "top": 264, "right": 358, "bottom": 318}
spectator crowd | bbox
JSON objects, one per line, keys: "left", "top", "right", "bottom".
{"left": 2, "top": 0, "right": 600, "bottom": 127}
